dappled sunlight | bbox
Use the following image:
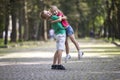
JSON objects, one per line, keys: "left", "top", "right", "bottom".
{"left": 0, "top": 51, "right": 117, "bottom": 66}
{"left": 80, "top": 43, "right": 116, "bottom": 47}
{"left": 0, "top": 51, "right": 54, "bottom": 59}
{"left": 87, "top": 71, "right": 120, "bottom": 74}
{"left": 0, "top": 61, "right": 52, "bottom": 66}
{"left": 64, "top": 52, "right": 111, "bottom": 58}
{"left": 0, "top": 0, "right": 120, "bottom": 79}
{"left": 0, "top": 51, "right": 54, "bottom": 66}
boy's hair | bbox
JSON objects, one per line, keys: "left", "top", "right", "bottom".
{"left": 40, "top": 11, "right": 47, "bottom": 19}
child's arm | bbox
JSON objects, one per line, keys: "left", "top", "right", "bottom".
{"left": 51, "top": 16, "right": 62, "bottom": 23}
{"left": 51, "top": 15, "right": 67, "bottom": 23}
{"left": 61, "top": 15, "right": 67, "bottom": 20}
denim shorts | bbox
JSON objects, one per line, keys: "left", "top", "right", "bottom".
{"left": 65, "top": 25, "right": 74, "bottom": 36}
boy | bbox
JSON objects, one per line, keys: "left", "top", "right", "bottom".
{"left": 40, "top": 10, "right": 66, "bottom": 70}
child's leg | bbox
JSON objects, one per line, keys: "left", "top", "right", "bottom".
{"left": 65, "top": 37, "right": 71, "bottom": 63}
{"left": 53, "top": 51, "right": 58, "bottom": 65}
{"left": 51, "top": 51, "right": 58, "bottom": 69}
{"left": 69, "top": 34, "right": 80, "bottom": 51}
{"left": 69, "top": 34, "right": 84, "bottom": 59}
{"left": 57, "top": 50, "right": 63, "bottom": 65}
{"left": 54, "top": 34, "right": 66, "bottom": 70}
{"left": 65, "top": 37, "right": 69, "bottom": 55}
{"left": 57, "top": 50, "right": 66, "bottom": 70}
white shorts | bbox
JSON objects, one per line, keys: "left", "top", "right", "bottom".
{"left": 55, "top": 34, "right": 66, "bottom": 51}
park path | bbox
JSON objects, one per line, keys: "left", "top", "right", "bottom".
{"left": 0, "top": 39, "right": 120, "bottom": 80}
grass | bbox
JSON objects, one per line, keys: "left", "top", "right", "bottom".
{"left": 0, "top": 39, "right": 5, "bottom": 47}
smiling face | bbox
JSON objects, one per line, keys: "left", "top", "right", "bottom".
{"left": 41, "top": 10, "right": 52, "bottom": 19}
{"left": 50, "top": 9, "right": 58, "bottom": 15}
{"left": 50, "top": 6, "right": 58, "bottom": 15}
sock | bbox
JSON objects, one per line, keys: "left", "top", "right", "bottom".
{"left": 66, "top": 54, "right": 69, "bottom": 56}
{"left": 78, "top": 50, "right": 82, "bottom": 55}
{"left": 78, "top": 50, "right": 81, "bottom": 53}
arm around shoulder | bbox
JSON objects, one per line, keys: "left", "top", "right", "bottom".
{"left": 51, "top": 16, "right": 62, "bottom": 23}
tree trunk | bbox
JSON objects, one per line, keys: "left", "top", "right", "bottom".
{"left": 106, "top": 0, "right": 113, "bottom": 40}
{"left": 23, "top": 0, "right": 29, "bottom": 41}
{"left": 116, "top": 1, "right": 120, "bottom": 40}
{"left": 118, "top": 10, "right": 120, "bottom": 40}
{"left": 10, "top": 0, "right": 17, "bottom": 42}
{"left": 43, "top": 20, "right": 47, "bottom": 41}
{"left": 18, "top": 0, "right": 24, "bottom": 42}
{"left": 4, "top": 0, "right": 10, "bottom": 45}
{"left": 43, "top": 6, "right": 48, "bottom": 41}
{"left": 18, "top": 12, "right": 22, "bottom": 41}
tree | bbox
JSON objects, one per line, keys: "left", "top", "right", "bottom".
{"left": 104, "top": 0, "right": 120, "bottom": 41}
{"left": 18, "top": 0, "right": 24, "bottom": 41}
{"left": 0, "top": 0, "right": 119, "bottom": 44}
{"left": 10, "top": 0, "right": 17, "bottom": 42}
{"left": 23, "top": 0, "right": 29, "bottom": 41}
{"left": 0, "top": 0, "right": 6, "bottom": 38}
{"left": 4, "top": 0, "right": 10, "bottom": 45}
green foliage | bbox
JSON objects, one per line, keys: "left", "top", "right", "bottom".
{"left": 0, "top": 0, "right": 119, "bottom": 43}
{"left": 94, "top": 16, "right": 104, "bottom": 27}
{"left": 0, "top": 0, "right": 5, "bottom": 34}
{"left": 0, "top": 39, "right": 4, "bottom": 46}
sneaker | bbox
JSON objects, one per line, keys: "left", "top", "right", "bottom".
{"left": 57, "top": 65, "right": 66, "bottom": 70}
{"left": 65, "top": 54, "right": 71, "bottom": 63}
{"left": 51, "top": 65, "right": 58, "bottom": 69}
{"left": 78, "top": 51, "right": 84, "bottom": 60}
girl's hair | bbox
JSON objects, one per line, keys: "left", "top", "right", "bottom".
{"left": 50, "top": 5, "right": 62, "bottom": 13}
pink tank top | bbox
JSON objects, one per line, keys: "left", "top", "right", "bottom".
{"left": 57, "top": 12, "right": 69, "bottom": 28}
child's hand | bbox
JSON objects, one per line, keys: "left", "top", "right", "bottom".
{"left": 48, "top": 19, "right": 52, "bottom": 21}
{"left": 48, "top": 19, "right": 52, "bottom": 23}
{"left": 48, "top": 19, "right": 54, "bottom": 23}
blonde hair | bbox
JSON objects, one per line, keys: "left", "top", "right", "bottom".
{"left": 50, "top": 5, "right": 62, "bottom": 13}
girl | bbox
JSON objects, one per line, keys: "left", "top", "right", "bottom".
{"left": 50, "top": 5, "right": 84, "bottom": 63}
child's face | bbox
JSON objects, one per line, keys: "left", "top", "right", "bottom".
{"left": 50, "top": 8, "right": 58, "bottom": 15}
{"left": 43, "top": 10, "right": 52, "bottom": 19}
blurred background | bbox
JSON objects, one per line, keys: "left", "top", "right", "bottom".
{"left": 0, "top": 0, "right": 120, "bottom": 46}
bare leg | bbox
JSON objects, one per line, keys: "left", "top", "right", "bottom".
{"left": 53, "top": 51, "right": 58, "bottom": 65}
{"left": 69, "top": 34, "right": 80, "bottom": 51}
{"left": 65, "top": 37, "right": 71, "bottom": 63}
{"left": 65, "top": 37, "right": 69, "bottom": 54}
{"left": 57, "top": 50, "right": 63, "bottom": 65}
{"left": 69, "top": 34, "right": 84, "bottom": 59}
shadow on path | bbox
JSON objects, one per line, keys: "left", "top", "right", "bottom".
{"left": 0, "top": 55, "right": 120, "bottom": 80}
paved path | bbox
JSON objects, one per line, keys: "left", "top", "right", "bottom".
{"left": 0, "top": 39, "right": 120, "bottom": 80}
